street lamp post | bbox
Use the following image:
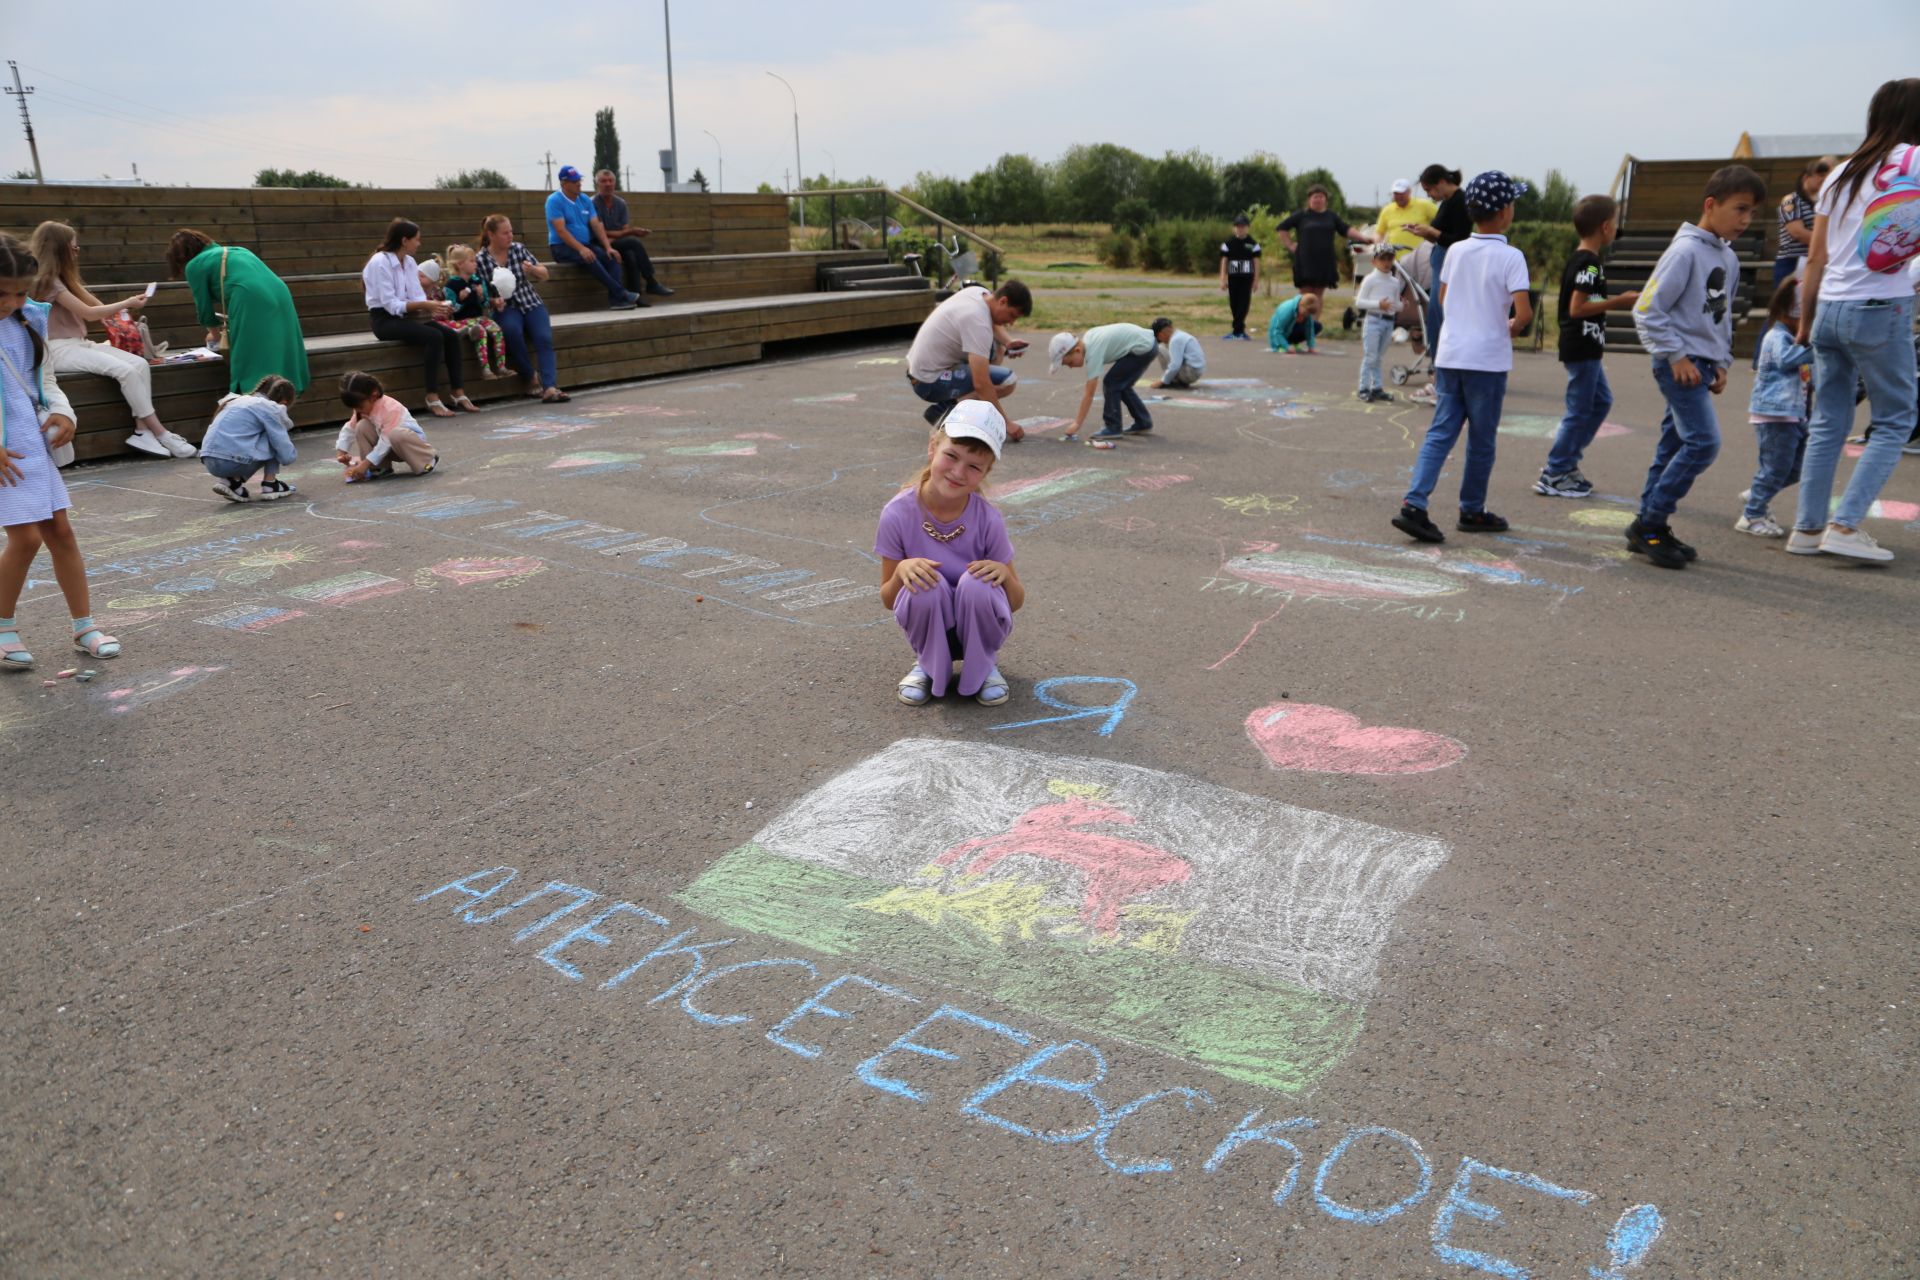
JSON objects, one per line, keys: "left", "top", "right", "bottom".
{"left": 662, "top": 0, "right": 679, "bottom": 186}
{"left": 766, "top": 71, "right": 803, "bottom": 228}
{"left": 701, "top": 129, "right": 723, "bottom": 193}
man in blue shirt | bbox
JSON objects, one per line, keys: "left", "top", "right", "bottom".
{"left": 1150, "top": 317, "right": 1206, "bottom": 388}
{"left": 545, "top": 164, "right": 639, "bottom": 310}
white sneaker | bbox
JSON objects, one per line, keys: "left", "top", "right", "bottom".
{"left": 1785, "top": 529, "right": 1824, "bottom": 556}
{"left": 1738, "top": 488, "right": 1751, "bottom": 502}
{"left": 1819, "top": 526, "right": 1894, "bottom": 562}
{"left": 157, "top": 432, "right": 198, "bottom": 458}
{"left": 1734, "top": 513, "right": 1786, "bottom": 537}
{"left": 126, "top": 431, "right": 171, "bottom": 458}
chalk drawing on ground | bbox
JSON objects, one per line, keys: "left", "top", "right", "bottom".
{"left": 1497, "top": 414, "right": 1631, "bottom": 441}
{"left": 1127, "top": 474, "right": 1191, "bottom": 491}
{"left": 1221, "top": 552, "right": 1465, "bottom": 599}
{"left": 994, "top": 467, "right": 1118, "bottom": 506}
{"left": 678, "top": 738, "right": 1449, "bottom": 1093}
{"left": 855, "top": 357, "right": 902, "bottom": 365}
{"left": 1568, "top": 508, "right": 1636, "bottom": 529}
{"left": 413, "top": 556, "right": 548, "bottom": 590}
{"left": 793, "top": 393, "right": 859, "bottom": 404}
{"left": 733, "top": 432, "right": 784, "bottom": 440}
{"left": 152, "top": 577, "right": 218, "bottom": 593}
{"left": 283, "top": 571, "right": 411, "bottom": 607}
{"left": 99, "top": 665, "right": 226, "bottom": 714}
{"left": 1215, "top": 494, "right": 1301, "bottom": 518}
{"left": 666, "top": 441, "right": 760, "bottom": 457}
{"left": 196, "top": 605, "right": 307, "bottom": 632}
{"left": 1299, "top": 534, "right": 1584, "bottom": 597}
{"left": 105, "top": 592, "right": 183, "bottom": 611}
{"left": 1246, "top": 703, "right": 1466, "bottom": 775}
{"left": 1014, "top": 416, "right": 1074, "bottom": 434}
{"left": 1144, "top": 396, "right": 1234, "bottom": 411}
{"left": 546, "top": 450, "right": 648, "bottom": 477}
{"left": 485, "top": 418, "right": 604, "bottom": 442}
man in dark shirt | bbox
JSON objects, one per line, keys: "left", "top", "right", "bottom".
{"left": 593, "top": 169, "right": 675, "bottom": 301}
{"left": 1218, "top": 214, "right": 1262, "bottom": 340}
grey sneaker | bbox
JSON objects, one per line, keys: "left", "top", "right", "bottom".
{"left": 897, "top": 664, "right": 932, "bottom": 706}
{"left": 1785, "top": 528, "right": 1825, "bottom": 556}
{"left": 1533, "top": 469, "right": 1594, "bottom": 498}
{"left": 1733, "top": 512, "right": 1785, "bottom": 537}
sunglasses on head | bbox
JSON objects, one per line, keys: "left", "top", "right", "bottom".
{"left": 1813, "top": 164, "right": 1831, "bottom": 173}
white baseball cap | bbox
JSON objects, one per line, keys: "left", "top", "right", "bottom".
{"left": 941, "top": 398, "right": 1006, "bottom": 459}
{"left": 1047, "top": 331, "right": 1079, "bottom": 374}
{"left": 1390, "top": 178, "right": 1411, "bottom": 195}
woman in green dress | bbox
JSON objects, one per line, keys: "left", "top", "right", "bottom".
{"left": 165, "top": 229, "right": 310, "bottom": 395}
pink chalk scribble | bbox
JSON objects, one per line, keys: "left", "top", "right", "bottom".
{"left": 733, "top": 432, "right": 784, "bottom": 440}
{"left": 1127, "top": 473, "right": 1193, "bottom": 491}
{"left": 1245, "top": 702, "right": 1466, "bottom": 776}
{"left": 934, "top": 795, "right": 1191, "bottom": 935}
{"left": 99, "top": 665, "right": 227, "bottom": 715}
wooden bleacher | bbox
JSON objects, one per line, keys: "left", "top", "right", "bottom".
{"left": 1606, "top": 155, "right": 1827, "bottom": 358}
{"left": 1, "top": 184, "right": 933, "bottom": 462}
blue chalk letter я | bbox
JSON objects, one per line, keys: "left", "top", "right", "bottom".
{"left": 986, "top": 676, "right": 1137, "bottom": 738}
{"left": 855, "top": 1005, "right": 1033, "bottom": 1102}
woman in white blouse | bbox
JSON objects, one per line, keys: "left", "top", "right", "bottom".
{"left": 362, "top": 218, "right": 474, "bottom": 416}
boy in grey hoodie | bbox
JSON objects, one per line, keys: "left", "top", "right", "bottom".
{"left": 1626, "top": 165, "right": 1766, "bottom": 568}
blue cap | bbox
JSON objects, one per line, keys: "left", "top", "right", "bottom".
{"left": 1464, "top": 170, "right": 1528, "bottom": 216}
{"left": 556, "top": 165, "right": 583, "bottom": 184}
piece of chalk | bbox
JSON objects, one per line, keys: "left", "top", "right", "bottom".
{"left": 42, "top": 679, "right": 57, "bottom": 687}
{"left": 1089, "top": 439, "right": 1117, "bottom": 450}
{"left": 57, "top": 668, "right": 77, "bottom": 678}
{"left": 75, "top": 672, "right": 96, "bottom": 683}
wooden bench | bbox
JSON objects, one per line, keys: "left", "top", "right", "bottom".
{"left": 8, "top": 184, "right": 934, "bottom": 462}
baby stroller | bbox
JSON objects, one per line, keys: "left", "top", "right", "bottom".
{"left": 1344, "top": 242, "right": 1432, "bottom": 388}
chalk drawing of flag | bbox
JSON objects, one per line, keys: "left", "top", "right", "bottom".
{"left": 678, "top": 738, "right": 1448, "bottom": 1093}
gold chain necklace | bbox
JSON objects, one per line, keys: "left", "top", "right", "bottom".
{"left": 922, "top": 520, "right": 965, "bottom": 543}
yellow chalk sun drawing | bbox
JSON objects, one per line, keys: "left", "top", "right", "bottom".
{"left": 236, "top": 543, "right": 323, "bottom": 569}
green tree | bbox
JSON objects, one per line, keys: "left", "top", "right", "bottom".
{"left": 690, "top": 167, "right": 710, "bottom": 193}
{"left": 1111, "top": 197, "right": 1155, "bottom": 237}
{"left": 593, "top": 107, "right": 620, "bottom": 181}
{"left": 910, "top": 171, "right": 973, "bottom": 223}
{"left": 1288, "top": 167, "right": 1349, "bottom": 216}
{"left": 1143, "top": 150, "right": 1219, "bottom": 220}
{"left": 1510, "top": 177, "right": 1544, "bottom": 222}
{"left": 1050, "top": 143, "right": 1148, "bottom": 221}
{"left": 434, "top": 168, "right": 514, "bottom": 189}
{"left": 967, "top": 153, "right": 1050, "bottom": 224}
{"left": 253, "top": 167, "right": 355, "bottom": 189}
{"left": 1536, "top": 168, "right": 1578, "bottom": 222}
{"left": 1221, "top": 154, "right": 1290, "bottom": 220}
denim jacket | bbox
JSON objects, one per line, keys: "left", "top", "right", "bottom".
{"left": 1748, "top": 322, "right": 1813, "bottom": 420}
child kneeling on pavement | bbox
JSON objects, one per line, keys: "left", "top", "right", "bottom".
{"left": 203, "top": 375, "right": 299, "bottom": 503}
{"left": 335, "top": 370, "right": 438, "bottom": 482}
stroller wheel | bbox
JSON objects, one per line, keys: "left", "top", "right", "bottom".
{"left": 1341, "top": 306, "right": 1356, "bottom": 332}
{"left": 1389, "top": 366, "right": 1410, "bottom": 386}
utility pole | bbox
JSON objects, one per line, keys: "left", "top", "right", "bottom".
{"left": 6, "top": 61, "right": 42, "bottom": 184}
{"left": 625, "top": 165, "right": 633, "bottom": 191}
{"left": 701, "top": 129, "right": 722, "bottom": 193}
{"left": 542, "top": 151, "right": 554, "bottom": 188}
{"left": 662, "top": 0, "right": 680, "bottom": 187}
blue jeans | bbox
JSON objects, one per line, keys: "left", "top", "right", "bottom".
{"left": 1359, "top": 314, "right": 1394, "bottom": 392}
{"left": 1425, "top": 242, "right": 1448, "bottom": 359}
{"left": 1545, "top": 358, "right": 1614, "bottom": 475}
{"left": 1403, "top": 367, "right": 1506, "bottom": 513}
{"left": 551, "top": 241, "right": 630, "bottom": 303}
{"left": 1746, "top": 421, "right": 1808, "bottom": 519}
{"left": 1793, "top": 295, "right": 1918, "bottom": 532}
{"left": 909, "top": 363, "right": 1015, "bottom": 404}
{"left": 202, "top": 453, "right": 273, "bottom": 481}
{"left": 1638, "top": 358, "right": 1722, "bottom": 521}
{"left": 1772, "top": 254, "right": 1804, "bottom": 288}
{"left": 498, "top": 303, "right": 558, "bottom": 389}
{"left": 1101, "top": 346, "right": 1156, "bottom": 431}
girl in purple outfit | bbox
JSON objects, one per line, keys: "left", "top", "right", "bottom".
{"left": 876, "top": 400, "right": 1024, "bottom": 706}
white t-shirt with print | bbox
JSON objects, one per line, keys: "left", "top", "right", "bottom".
{"left": 1816, "top": 143, "right": 1920, "bottom": 303}
{"left": 1435, "top": 234, "right": 1532, "bottom": 373}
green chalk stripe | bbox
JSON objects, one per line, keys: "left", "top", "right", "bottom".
{"left": 677, "top": 844, "right": 1362, "bottom": 1094}
{"left": 994, "top": 469, "right": 1114, "bottom": 506}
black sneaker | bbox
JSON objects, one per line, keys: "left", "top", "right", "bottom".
{"left": 922, "top": 402, "right": 953, "bottom": 427}
{"left": 1123, "top": 423, "right": 1153, "bottom": 434}
{"left": 1456, "top": 509, "right": 1509, "bottom": 533}
{"left": 1626, "top": 518, "right": 1689, "bottom": 569}
{"left": 645, "top": 280, "right": 675, "bottom": 297}
{"left": 1367, "top": 389, "right": 1395, "bottom": 403}
{"left": 1391, "top": 503, "right": 1446, "bottom": 543}
{"left": 1627, "top": 517, "right": 1699, "bottom": 561}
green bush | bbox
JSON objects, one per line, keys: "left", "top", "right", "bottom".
{"left": 1186, "top": 224, "right": 1219, "bottom": 277}
{"left": 889, "top": 232, "right": 939, "bottom": 274}
{"left": 1507, "top": 221, "right": 1579, "bottom": 291}
{"left": 1139, "top": 224, "right": 1170, "bottom": 271}
{"left": 1098, "top": 232, "right": 1136, "bottom": 269}
{"left": 1112, "top": 197, "right": 1155, "bottom": 237}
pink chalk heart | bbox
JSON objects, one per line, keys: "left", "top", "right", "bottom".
{"left": 1244, "top": 702, "right": 1466, "bottom": 775}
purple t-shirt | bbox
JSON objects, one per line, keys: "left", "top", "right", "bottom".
{"left": 874, "top": 488, "right": 1014, "bottom": 586}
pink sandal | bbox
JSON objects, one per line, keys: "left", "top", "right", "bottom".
{"left": 72, "top": 625, "right": 120, "bottom": 659}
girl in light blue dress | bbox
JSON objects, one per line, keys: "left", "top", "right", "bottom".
{"left": 0, "top": 234, "right": 118, "bottom": 671}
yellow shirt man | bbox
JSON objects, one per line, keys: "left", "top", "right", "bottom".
{"left": 1375, "top": 181, "right": 1438, "bottom": 251}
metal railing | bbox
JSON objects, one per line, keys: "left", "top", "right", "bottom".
{"left": 769, "top": 185, "right": 1005, "bottom": 260}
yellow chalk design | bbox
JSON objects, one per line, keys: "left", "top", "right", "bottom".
{"left": 1046, "top": 779, "right": 1111, "bottom": 800}
{"left": 855, "top": 877, "right": 1192, "bottom": 954}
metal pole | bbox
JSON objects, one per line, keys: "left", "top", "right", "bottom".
{"left": 701, "top": 130, "right": 722, "bottom": 193}
{"left": 663, "top": 0, "right": 679, "bottom": 187}
{"left": 5, "top": 62, "right": 42, "bottom": 183}
{"left": 767, "top": 72, "right": 802, "bottom": 228}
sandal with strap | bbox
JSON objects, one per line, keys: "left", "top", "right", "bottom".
{"left": 73, "top": 626, "right": 121, "bottom": 659}
{"left": 453, "top": 395, "right": 482, "bottom": 414}
{"left": 1, "top": 638, "right": 32, "bottom": 671}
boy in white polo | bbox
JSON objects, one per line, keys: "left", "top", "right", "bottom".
{"left": 1391, "top": 171, "right": 1534, "bottom": 543}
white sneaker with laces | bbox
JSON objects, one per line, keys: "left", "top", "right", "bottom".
{"left": 1734, "top": 513, "right": 1786, "bottom": 537}
{"left": 157, "top": 432, "right": 198, "bottom": 458}
{"left": 1819, "top": 526, "right": 1894, "bottom": 562}
{"left": 126, "top": 431, "right": 171, "bottom": 458}
{"left": 1785, "top": 529, "right": 1824, "bottom": 556}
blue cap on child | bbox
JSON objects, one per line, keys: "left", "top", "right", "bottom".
{"left": 1464, "top": 171, "right": 1528, "bottom": 216}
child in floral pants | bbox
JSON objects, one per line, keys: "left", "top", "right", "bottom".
{"left": 442, "top": 244, "right": 509, "bottom": 377}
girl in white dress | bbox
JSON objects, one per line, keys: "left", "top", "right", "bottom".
{"left": 0, "top": 234, "right": 119, "bottom": 671}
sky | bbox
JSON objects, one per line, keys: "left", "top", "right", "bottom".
{"left": 6, "top": 1, "right": 1917, "bottom": 205}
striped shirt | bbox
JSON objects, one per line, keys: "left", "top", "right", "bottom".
{"left": 1776, "top": 193, "right": 1815, "bottom": 258}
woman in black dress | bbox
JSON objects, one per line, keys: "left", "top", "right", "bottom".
{"left": 1277, "top": 185, "right": 1375, "bottom": 307}
{"left": 1404, "top": 164, "right": 1472, "bottom": 367}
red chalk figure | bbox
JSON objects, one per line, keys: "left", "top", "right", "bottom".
{"left": 934, "top": 794, "right": 1190, "bottom": 935}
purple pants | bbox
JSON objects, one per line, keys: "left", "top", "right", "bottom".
{"left": 894, "top": 572, "right": 1012, "bottom": 697}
